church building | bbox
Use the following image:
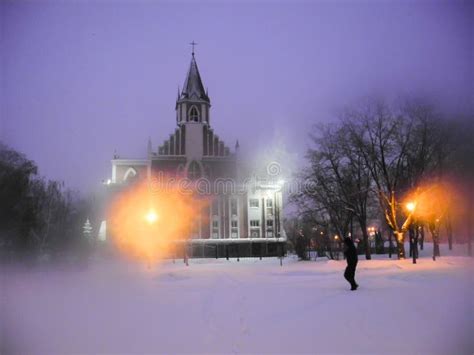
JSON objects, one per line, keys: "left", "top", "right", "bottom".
{"left": 102, "top": 49, "right": 286, "bottom": 257}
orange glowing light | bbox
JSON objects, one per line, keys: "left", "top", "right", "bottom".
{"left": 404, "top": 180, "right": 464, "bottom": 224}
{"left": 145, "top": 210, "right": 158, "bottom": 224}
{"left": 108, "top": 178, "right": 209, "bottom": 262}
{"left": 406, "top": 201, "right": 416, "bottom": 212}
{"left": 405, "top": 178, "right": 471, "bottom": 241}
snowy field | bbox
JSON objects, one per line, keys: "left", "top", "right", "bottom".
{"left": 2, "top": 243, "right": 473, "bottom": 354}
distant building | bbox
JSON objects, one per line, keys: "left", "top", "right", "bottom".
{"left": 101, "top": 50, "right": 286, "bottom": 257}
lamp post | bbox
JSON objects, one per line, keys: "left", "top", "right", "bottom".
{"left": 405, "top": 201, "right": 418, "bottom": 264}
{"left": 367, "top": 227, "right": 376, "bottom": 252}
{"left": 430, "top": 217, "right": 441, "bottom": 261}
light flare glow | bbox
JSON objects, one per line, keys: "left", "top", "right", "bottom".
{"left": 406, "top": 201, "right": 416, "bottom": 212}
{"left": 108, "top": 179, "right": 208, "bottom": 262}
{"left": 145, "top": 210, "right": 159, "bottom": 224}
{"left": 404, "top": 180, "right": 464, "bottom": 223}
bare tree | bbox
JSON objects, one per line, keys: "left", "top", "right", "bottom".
{"left": 342, "top": 98, "right": 434, "bottom": 259}
{"left": 402, "top": 101, "right": 447, "bottom": 262}
{"left": 291, "top": 154, "right": 352, "bottom": 260}
{"left": 305, "top": 157, "right": 351, "bottom": 237}
{"left": 308, "top": 125, "right": 373, "bottom": 259}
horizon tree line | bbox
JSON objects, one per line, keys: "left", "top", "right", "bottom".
{"left": 0, "top": 143, "right": 94, "bottom": 261}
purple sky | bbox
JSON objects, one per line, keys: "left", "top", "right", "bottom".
{"left": 1, "top": 0, "right": 472, "bottom": 194}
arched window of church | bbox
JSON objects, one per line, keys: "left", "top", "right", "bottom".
{"left": 187, "top": 161, "right": 201, "bottom": 180}
{"left": 188, "top": 106, "right": 200, "bottom": 122}
{"left": 123, "top": 168, "right": 137, "bottom": 182}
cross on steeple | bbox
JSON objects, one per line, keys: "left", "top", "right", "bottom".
{"left": 190, "top": 41, "right": 198, "bottom": 56}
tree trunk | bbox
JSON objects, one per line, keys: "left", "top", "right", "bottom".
{"left": 388, "top": 231, "right": 392, "bottom": 258}
{"left": 327, "top": 235, "right": 334, "bottom": 260}
{"left": 420, "top": 225, "right": 425, "bottom": 250}
{"left": 433, "top": 237, "right": 440, "bottom": 261}
{"left": 412, "top": 225, "right": 419, "bottom": 264}
{"left": 409, "top": 227, "right": 413, "bottom": 258}
{"left": 409, "top": 227, "right": 414, "bottom": 259}
{"left": 446, "top": 216, "right": 453, "bottom": 250}
{"left": 360, "top": 222, "right": 371, "bottom": 260}
{"left": 431, "top": 227, "right": 440, "bottom": 261}
{"left": 395, "top": 231, "right": 405, "bottom": 259}
{"left": 415, "top": 226, "right": 419, "bottom": 259}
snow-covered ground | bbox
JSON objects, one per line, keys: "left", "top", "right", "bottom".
{"left": 2, "top": 243, "right": 473, "bottom": 354}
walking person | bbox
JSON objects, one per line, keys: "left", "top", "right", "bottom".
{"left": 343, "top": 236, "right": 359, "bottom": 291}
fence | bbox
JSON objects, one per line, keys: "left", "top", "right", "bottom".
{"left": 176, "top": 240, "right": 287, "bottom": 260}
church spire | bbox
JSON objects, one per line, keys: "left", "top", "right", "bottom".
{"left": 178, "top": 51, "right": 210, "bottom": 103}
{"left": 175, "top": 45, "right": 211, "bottom": 126}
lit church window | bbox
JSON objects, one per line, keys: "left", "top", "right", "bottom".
{"left": 231, "top": 220, "right": 238, "bottom": 238}
{"left": 212, "top": 217, "right": 219, "bottom": 238}
{"left": 250, "top": 220, "right": 260, "bottom": 238}
{"left": 250, "top": 230, "right": 260, "bottom": 238}
{"left": 231, "top": 198, "right": 238, "bottom": 216}
{"left": 266, "top": 198, "right": 273, "bottom": 215}
{"left": 212, "top": 199, "right": 219, "bottom": 215}
{"left": 266, "top": 219, "right": 274, "bottom": 237}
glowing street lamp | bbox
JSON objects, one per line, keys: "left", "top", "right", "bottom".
{"left": 145, "top": 209, "right": 158, "bottom": 224}
{"left": 406, "top": 201, "right": 416, "bottom": 213}
{"left": 367, "top": 226, "right": 376, "bottom": 237}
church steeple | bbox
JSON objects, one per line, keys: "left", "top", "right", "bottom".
{"left": 179, "top": 55, "right": 210, "bottom": 103}
{"left": 176, "top": 46, "right": 211, "bottom": 126}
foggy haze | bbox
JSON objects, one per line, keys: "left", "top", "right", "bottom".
{"left": 1, "top": 0, "right": 472, "bottom": 193}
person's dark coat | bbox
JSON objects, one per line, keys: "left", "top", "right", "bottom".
{"left": 343, "top": 237, "right": 359, "bottom": 290}
{"left": 344, "top": 237, "right": 358, "bottom": 265}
